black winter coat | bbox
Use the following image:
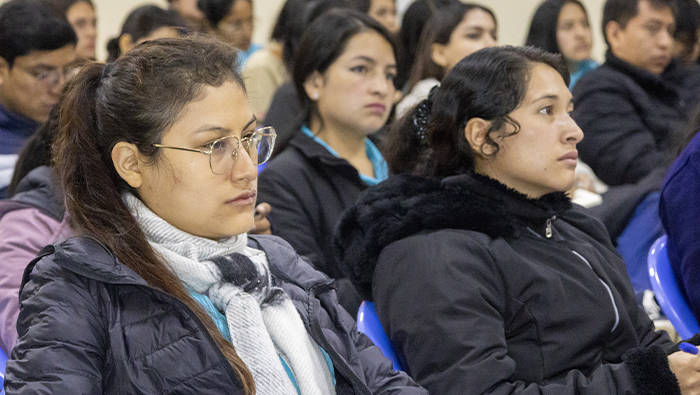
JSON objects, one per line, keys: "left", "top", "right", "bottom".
{"left": 5, "top": 235, "right": 426, "bottom": 395}
{"left": 572, "top": 51, "right": 700, "bottom": 186}
{"left": 258, "top": 132, "right": 368, "bottom": 317}
{"left": 334, "top": 172, "right": 684, "bottom": 395}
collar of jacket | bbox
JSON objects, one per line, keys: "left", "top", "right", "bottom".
{"left": 604, "top": 50, "right": 682, "bottom": 99}
{"left": 287, "top": 131, "right": 368, "bottom": 182}
{"left": 333, "top": 172, "right": 571, "bottom": 300}
{"left": 11, "top": 165, "right": 65, "bottom": 221}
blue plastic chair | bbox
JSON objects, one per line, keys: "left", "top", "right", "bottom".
{"left": 648, "top": 235, "right": 700, "bottom": 339}
{"left": 0, "top": 345, "right": 7, "bottom": 395}
{"left": 356, "top": 301, "right": 407, "bottom": 372}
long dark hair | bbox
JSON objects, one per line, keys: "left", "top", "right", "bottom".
{"left": 384, "top": 46, "right": 569, "bottom": 178}
{"left": 525, "top": 0, "right": 589, "bottom": 56}
{"left": 106, "top": 5, "right": 186, "bottom": 62}
{"left": 292, "top": 9, "right": 396, "bottom": 132}
{"left": 407, "top": 2, "right": 497, "bottom": 91}
{"left": 53, "top": 36, "right": 254, "bottom": 394}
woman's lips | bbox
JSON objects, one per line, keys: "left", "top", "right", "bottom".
{"left": 366, "top": 103, "right": 387, "bottom": 114}
{"left": 558, "top": 151, "right": 578, "bottom": 166}
{"left": 226, "top": 191, "right": 256, "bottom": 206}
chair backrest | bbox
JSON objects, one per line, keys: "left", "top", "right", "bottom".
{"left": 0, "top": 344, "right": 7, "bottom": 395}
{"left": 356, "top": 301, "right": 407, "bottom": 372}
{"left": 648, "top": 235, "right": 700, "bottom": 339}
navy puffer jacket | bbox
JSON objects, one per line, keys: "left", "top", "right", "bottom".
{"left": 5, "top": 235, "right": 426, "bottom": 395}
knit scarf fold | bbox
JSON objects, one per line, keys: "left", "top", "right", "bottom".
{"left": 124, "top": 193, "right": 336, "bottom": 395}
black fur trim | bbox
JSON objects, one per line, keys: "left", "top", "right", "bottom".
{"left": 623, "top": 345, "right": 681, "bottom": 395}
{"left": 333, "top": 172, "right": 572, "bottom": 300}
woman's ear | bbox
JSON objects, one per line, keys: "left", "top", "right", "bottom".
{"left": 431, "top": 43, "right": 449, "bottom": 68}
{"left": 118, "top": 34, "right": 135, "bottom": 57}
{"left": 464, "top": 118, "right": 496, "bottom": 156}
{"left": 112, "top": 142, "right": 143, "bottom": 189}
{"left": 303, "top": 71, "right": 323, "bottom": 101}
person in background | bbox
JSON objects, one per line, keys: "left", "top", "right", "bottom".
{"left": 168, "top": 0, "right": 206, "bottom": 31}
{"left": 3, "top": 35, "right": 426, "bottom": 395}
{"left": 352, "top": 0, "right": 398, "bottom": 33}
{"left": 526, "top": 0, "right": 597, "bottom": 89}
{"left": 660, "top": 103, "right": 700, "bottom": 323}
{"left": 106, "top": 5, "right": 186, "bottom": 63}
{"left": 198, "top": 0, "right": 260, "bottom": 66}
{"left": 258, "top": 9, "right": 396, "bottom": 317}
{"left": 262, "top": 0, "right": 348, "bottom": 155}
{"left": 241, "top": 0, "right": 298, "bottom": 120}
{"left": 395, "top": 0, "right": 457, "bottom": 91}
{"left": 335, "top": 45, "right": 700, "bottom": 395}
{"left": 396, "top": 2, "right": 497, "bottom": 117}
{"left": 47, "top": 0, "right": 97, "bottom": 60}
{"left": 0, "top": 0, "right": 76, "bottom": 198}
{"left": 671, "top": 0, "right": 700, "bottom": 64}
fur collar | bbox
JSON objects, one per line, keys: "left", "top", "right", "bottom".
{"left": 333, "top": 172, "right": 571, "bottom": 300}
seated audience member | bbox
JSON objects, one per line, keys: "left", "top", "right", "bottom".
{"left": 198, "top": 0, "right": 260, "bottom": 66}
{"left": 671, "top": 0, "right": 700, "bottom": 64}
{"left": 572, "top": 0, "right": 700, "bottom": 187}
{"left": 352, "top": 0, "right": 398, "bottom": 33}
{"left": 394, "top": 0, "right": 457, "bottom": 91}
{"left": 334, "top": 45, "right": 699, "bottom": 395}
{"left": 262, "top": 0, "right": 348, "bottom": 156}
{"left": 0, "top": 0, "right": 76, "bottom": 198}
{"left": 168, "top": 0, "right": 206, "bottom": 31}
{"left": 526, "top": 0, "right": 597, "bottom": 89}
{"left": 396, "top": 2, "right": 497, "bottom": 117}
{"left": 660, "top": 104, "right": 700, "bottom": 322}
{"left": 106, "top": 5, "right": 186, "bottom": 62}
{"left": 258, "top": 9, "right": 396, "bottom": 317}
{"left": 0, "top": 105, "right": 70, "bottom": 356}
{"left": 3, "top": 36, "right": 426, "bottom": 395}
{"left": 241, "top": 0, "right": 296, "bottom": 119}
{"left": 47, "top": 0, "right": 97, "bottom": 60}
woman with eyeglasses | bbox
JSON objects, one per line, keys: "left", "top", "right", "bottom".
{"left": 3, "top": 36, "right": 426, "bottom": 395}
{"left": 257, "top": 9, "right": 397, "bottom": 317}
{"left": 198, "top": 0, "right": 260, "bottom": 66}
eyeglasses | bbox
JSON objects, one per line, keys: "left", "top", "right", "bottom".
{"left": 17, "top": 65, "right": 76, "bottom": 88}
{"left": 153, "top": 126, "right": 276, "bottom": 175}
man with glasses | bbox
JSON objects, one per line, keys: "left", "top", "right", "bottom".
{"left": 0, "top": 0, "right": 77, "bottom": 197}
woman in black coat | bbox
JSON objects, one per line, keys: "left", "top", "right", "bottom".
{"left": 4, "top": 36, "right": 425, "bottom": 395}
{"left": 334, "top": 46, "right": 700, "bottom": 395}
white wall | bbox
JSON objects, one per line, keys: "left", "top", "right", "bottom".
{"left": 0, "top": 0, "right": 609, "bottom": 62}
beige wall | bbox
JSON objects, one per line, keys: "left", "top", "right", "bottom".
{"left": 0, "top": 0, "right": 608, "bottom": 61}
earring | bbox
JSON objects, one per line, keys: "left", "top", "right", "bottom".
{"left": 312, "top": 92, "right": 319, "bottom": 100}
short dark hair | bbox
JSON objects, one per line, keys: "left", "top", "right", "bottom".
{"left": 384, "top": 46, "right": 569, "bottom": 178}
{"left": 602, "top": 0, "right": 675, "bottom": 45}
{"left": 526, "top": 0, "right": 589, "bottom": 56}
{"left": 407, "top": 2, "right": 497, "bottom": 91}
{"left": 0, "top": 0, "right": 77, "bottom": 67}
{"left": 197, "top": 0, "right": 252, "bottom": 28}
{"left": 106, "top": 5, "right": 186, "bottom": 62}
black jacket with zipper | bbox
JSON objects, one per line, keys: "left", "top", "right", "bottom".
{"left": 5, "top": 234, "right": 426, "bottom": 395}
{"left": 334, "top": 172, "right": 683, "bottom": 395}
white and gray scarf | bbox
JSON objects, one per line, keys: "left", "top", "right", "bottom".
{"left": 124, "top": 194, "right": 336, "bottom": 395}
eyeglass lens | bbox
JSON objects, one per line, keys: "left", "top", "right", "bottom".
{"left": 209, "top": 129, "right": 275, "bottom": 174}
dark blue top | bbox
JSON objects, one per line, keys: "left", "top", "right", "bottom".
{"left": 0, "top": 102, "right": 39, "bottom": 155}
{"left": 660, "top": 131, "right": 700, "bottom": 320}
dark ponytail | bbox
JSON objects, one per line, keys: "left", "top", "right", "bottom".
{"left": 53, "top": 37, "right": 254, "bottom": 394}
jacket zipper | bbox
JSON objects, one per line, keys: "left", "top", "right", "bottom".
{"left": 545, "top": 215, "right": 556, "bottom": 238}
{"left": 571, "top": 250, "right": 620, "bottom": 333}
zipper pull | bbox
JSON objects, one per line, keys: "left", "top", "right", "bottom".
{"left": 545, "top": 215, "right": 556, "bottom": 238}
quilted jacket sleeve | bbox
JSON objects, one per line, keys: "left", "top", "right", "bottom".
{"left": 372, "top": 231, "right": 680, "bottom": 395}
{"left": 5, "top": 254, "right": 106, "bottom": 394}
{"left": 572, "top": 74, "right": 665, "bottom": 186}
